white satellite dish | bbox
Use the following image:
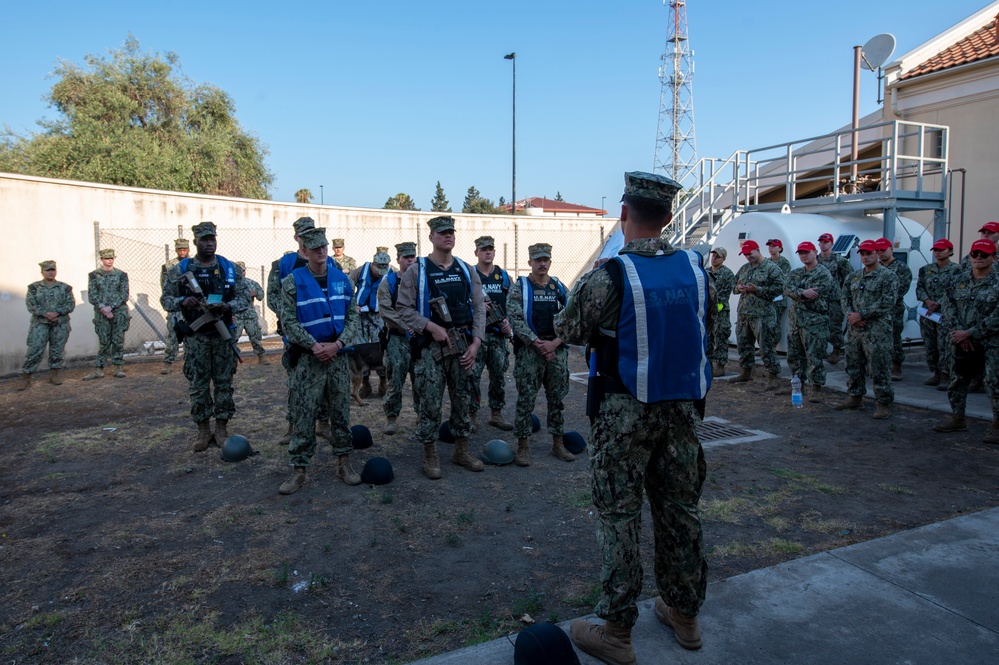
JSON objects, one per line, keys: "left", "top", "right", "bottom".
{"left": 861, "top": 33, "right": 896, "bottom": 71}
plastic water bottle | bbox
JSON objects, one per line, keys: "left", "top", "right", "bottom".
{"left": 790, "top": 375, "right": 803, "bottom": 408}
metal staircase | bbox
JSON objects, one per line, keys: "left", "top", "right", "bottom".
{"left": 663, "top": 119, "right": 950, "bottom": 248}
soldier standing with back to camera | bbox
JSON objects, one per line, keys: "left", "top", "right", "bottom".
{"left": 83, "top": 248, "right": 131, "bottom": 380}
{"left": 378, "top": 242, "right": 419, "bottom": 435}
{"left": 396, "top": 215, "right": 486, "bottom": 480}
{"left": 471, "top": 235, "right": 514, "bottom": 432}
{"left": 160, "top": 238, "right": 190, "bottom": 374}
{"left": 817, "top": 232, "right": 853, "bottom": 365}
{"left": 507, "top": 242, "right": 574, "bottom": 466}
{"left": 161, "top": 222, "right": 250, "bottom": 451}
{"left": 557, "top": 172, "right": 714, "bottom": 664}
{"left": 17, "top": 260, "right": 76, "bottom": 390}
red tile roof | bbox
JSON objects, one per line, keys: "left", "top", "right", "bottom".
{"left": 500, "top": 197, "right": 606, "bottom": 215}
{"left": 902, "top": 13, "right": 999, "bottom": 80}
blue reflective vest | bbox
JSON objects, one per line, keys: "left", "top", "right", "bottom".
{"left": 517, "top": 275, "right": 567, "bottom": 336}
{"left": 416, "top": 256, "right": 474, "bottom": 321}
{"left": 613, "top": 251, "right": 711, "bottom": 402}
{"left": 385, "top": 270, "right": 400, "bottom": 304}
{"left": 355, "top": 262, "right": 385, "bottom": 312}
{"left": 278, "top": 252, "right": 300, "bottom": 281}
{"left": 292, "top": 260, "right": 351, "bottom": 341}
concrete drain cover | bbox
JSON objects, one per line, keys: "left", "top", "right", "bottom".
{"left": 697, "top": 416, "right": 777, "bottom": 448}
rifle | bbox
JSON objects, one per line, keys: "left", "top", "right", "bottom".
{"left": 182, "top": 271, "right": 243, "bottom": 363}
{"left": 485, "top": 300, "right": 512, "bottom": 338}
{"left": 428, "top": 296, "right": 471, "bottom": 374}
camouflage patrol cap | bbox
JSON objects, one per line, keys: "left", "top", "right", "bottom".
{"left": 528, "top": 243, "right": 552, "bottom": 259}
{"left": 293, "top": 216, "right": 316, "bottom": 236}
{"left": 191, "top": 221, "right": 217, "bottom": 238}
{"left": 331, "top": 237, "right": 345, "bottom": 248}
{"left": 300, "top": 227, "right": 329, "bottom": 250}
{"left": 174, "top": 238, "right": 189, "bottom": 249}
{"left": 475, "top": 235, "right": 495, "bottom": 249}
{"left": 395, "top": 241, "right": 417, "bottom": 257}
{"left": 622, "top": 171, "right": 682, "bottom": 207}
{"left": 39, "top": 260, "right": 57, "bottom": 271}
{"left": 710, "top": 246, "right": 727, "bottom": 259}
{"left": 98, "top": 248, "right": 116, "bottom": 259}
{"left": 376, "top": 246, "right": 389, "bottom": 253}
{"left": 427, "top": 216, "right": 456, "bottom": 232}
{"left": 373, "top": 252, "right": 392, "bottom": 266}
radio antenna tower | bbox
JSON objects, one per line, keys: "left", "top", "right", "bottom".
{"left": 653, "top": 0, "right": 697, "bottom": 181}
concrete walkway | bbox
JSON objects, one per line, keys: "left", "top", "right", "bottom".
{"left": 407, "top": 507, "right": 999, "bottom": 664}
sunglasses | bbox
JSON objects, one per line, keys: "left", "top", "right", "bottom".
{"left": 970, "top": 251, "right": 994, "bottom": 259}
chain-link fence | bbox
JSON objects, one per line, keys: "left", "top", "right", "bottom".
{"left": 96, "top": 216, "right": 615, "bottom": 353}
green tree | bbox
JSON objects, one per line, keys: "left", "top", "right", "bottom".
{"left": 0, "top": 35, "right": 273, "bottom": 199}
{"left": 431, "top": 181, "right": 451, "bottom": 212}
{"left": 295, "top": 188, "right": 313, "bottom": 203}
{"left": 462, "top": 185, "right": 498, "bottom": 214}
{"left": 384, "top": 192, "right": 418, "bottom": 210}
{"left": 555, "top": 191, "right": 565, "bottom": 201}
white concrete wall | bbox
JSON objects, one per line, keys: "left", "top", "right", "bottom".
{"left": 0, "top": 173, "right": 615, "bottom": 375}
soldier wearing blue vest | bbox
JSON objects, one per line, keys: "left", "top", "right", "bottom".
{"left": 378, "top": 242, "right": 420, "bottom": 434}
{"left": 472, "top": 235, "right": 515, "bottom": 432}
{"left": 349, "top": 251, "right": 392, "bottom": 397}
{"left": 161, "top": 222, "right": 250, "bottom": 452}
{"left": 267, "top": 216, "right": 338, "bottom": 445}
{"left": 396, "top": 215, "right": 487, "bottom": 479}
{"left": 557, "top": 172, "right": 714, "bottom": 664}
{"left": 507, "top": 243, "right": 574, "bottom": 466}
{"left": 277, "top": 227, "right": 362, "bottom": 494}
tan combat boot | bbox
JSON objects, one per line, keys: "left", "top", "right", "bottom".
{"left": 160, "top": 363, "right": 172, "bottom": 375}
{"left": 257, "top": 353, "right": 270, "bottom": 365}
{"left": 936, "top": 373, "right": 951, "bottom": 392}
{"left": 488, "top": 408, "right": 514, "bottom": 431}
{"left": 278, "top": 422, "right": 293, "bottom": 445}
{"left": 423, "top": 443, "right": 442, "bottom": 480}
{"left": 192, "top": 420, "right": 213, "bottom": 452}
{"left": 384, "top": 417, "right": 398, "bottom": 435}
{"left": 82, "top": 368, "right": 104, "bottom": 381}
{"left": 826, "top": 348, "right": 841, "bottom": 365}
{"left": 764, "top": 372, "right": 780, "bottom": 391}
{"left": 213, "top": 419, "right": 229, "bottom": 446}
{"left": 570, "top": 619, "right": 636, "bottom": 665}
{"left": 550, "top": 434, "right": 575, "bottom": 462}
{"left": 731, "top": 367, "right": 752, "bottom": 383}
{"left": 873, "top": 403, "right": 891, "bottom": 420}
{"left": 891, "top": 362, "right": 902, "bottom": 381}
{"left": 336, "top": 455, "right": 361, "bottom": 485}
{"left": 933, "top": 413, "right": 967, "bottom": 432}
{"left": 279, "top": 467, "right": 307, "bottom": 494}
{"left": 452, "top": 437, "right": 484, "bottom": 472}
{"left": 16, "top": 373, "right": 31, "bottom": 391}
{"left": 315, "top": 419, "right": 331, "bottom": 441}
{"left": 983, "top": 422, "right": 999, "bottom": 444}
{"left": 808, "top": 385, "right": 823, "bottom": 403}
{"left": 712, "top": 362, "right": 726, "bottom": 377}
{"left": 113, "top": 367, "right": 127, "bottom": 378}
{"left": 49, "top": 369, "right": 63, "bottom": 385}
{"left": 834, "top": 395, "right": 863, "bottom": 410}
{"left": 655, "top": 598, "right": 702, "bottom": 650}
{"left": 515, "top": 438, "right": 531, "bottom": 467}
{"left": 924, "top": 370, "right": 941, "bottom": 386}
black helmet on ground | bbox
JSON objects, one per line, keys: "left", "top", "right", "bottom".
{"left": 220, "top": 434, "right": 257, "bottom": 462}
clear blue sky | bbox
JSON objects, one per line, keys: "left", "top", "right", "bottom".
{"left": 1, "top": 1, "right": 990, "bottom": 211}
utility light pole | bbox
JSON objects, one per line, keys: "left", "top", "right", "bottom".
{"left": 504, "top": 52, "right": 516, "bottom": 215}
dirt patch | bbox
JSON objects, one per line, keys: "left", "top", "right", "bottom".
{"left": 2, "top": 350, "right": 998, "bottom": 663}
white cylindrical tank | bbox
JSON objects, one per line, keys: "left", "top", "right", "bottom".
{"left": 711, "top": 211, "right": 933, "bottom": 350}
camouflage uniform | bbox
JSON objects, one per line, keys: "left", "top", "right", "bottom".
{"left": 280, "top": 269, "right": 360, "bottom": 467}
{"left": 88, "top": 267, "right": 131, "bottom": 368}
{"left": 507, "top": 275, "right": 569, "bottom": 439}
{"left": 942, "top": 267, "right": 999, "bottom": 418}
{"left": 22, "top": 278, "right": 75, "bottom": 373}
{"left": 377, "top": 272, "right": 417, "bottom": 419}
{"left": 161, "top": 256, "right": 182, "bottom": 364}
{"left": 554, "top": 235, "right": 712, "bottom": 626}
{"left": 916, "top": 261, "right": 960, "bottom": 375}
{"left": 842, "top": 265, "right": 898, "bottom": 404}
{"left": 233, "top": 276, "right": 267, "bottom": 357}
{"left": 337, "top": 255, "right": 357, "bottom": 273}
{"left": 784, "top": 264, "right": 833, "bottom": 386}
{"left": 161, "top": 257, "right": 250, "bottom": 422}
{"left": 733, "top": 259, "right": 785, "bottom": 374}
{"left": 396, "top": 255, "right": 486, "bottom": 445}
{"left": 817, "top": 252, "right": 853, "bottom": 352}
{"left": 471, "top": 265, "right": 512, "bottom": 416}
{"left": 707, "top": 264, "right": 735, "bottom": 365}
{"left": 882, "top": 257, "right": 914, "bottom": 367}
{"left": 769, "top": 255, "right": 792, "bottom": 349}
